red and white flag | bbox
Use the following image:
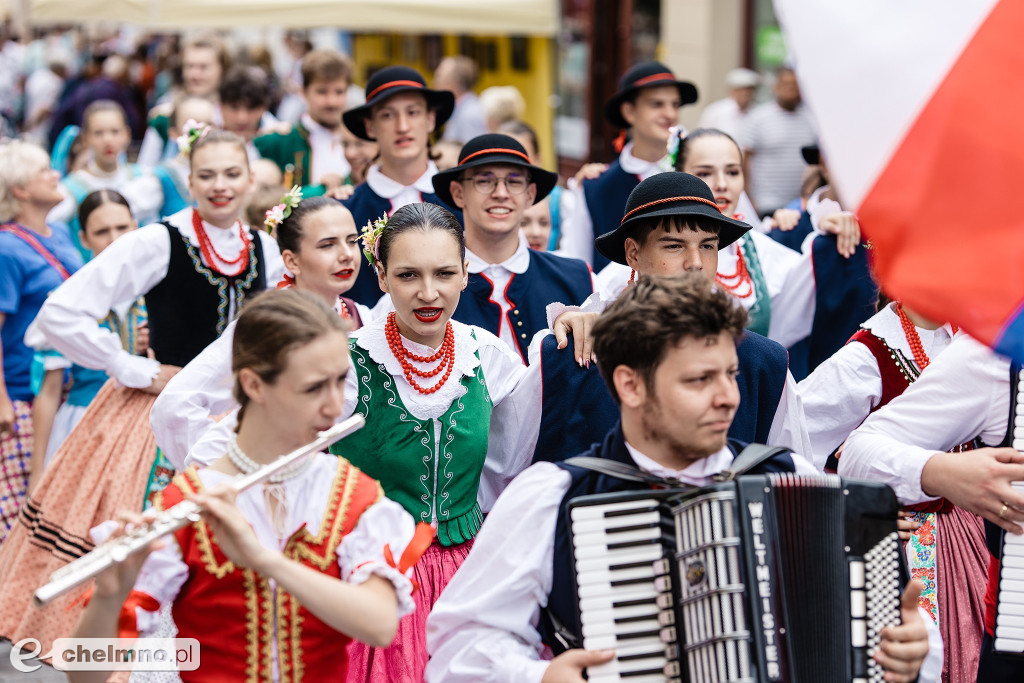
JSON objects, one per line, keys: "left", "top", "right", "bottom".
{"left": 773, "top": 1, "right": 1024, "bottom": 362}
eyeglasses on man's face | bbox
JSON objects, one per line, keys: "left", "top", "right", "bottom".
{"left": 461, "top": 172, "right": 531, "bottom": 195}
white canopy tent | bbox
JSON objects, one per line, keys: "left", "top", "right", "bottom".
{"left": 26, "top": 0, "right": 558, "bottom": 35}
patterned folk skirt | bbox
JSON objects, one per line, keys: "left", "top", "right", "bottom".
{"left": 0, "top": 399, "right": 33, "bottom": 545}
{"left": 346, "top": 538, "right": 474, "bottom": 683}
{"left": 0, "top": 380, "right": 173, "bottom": 656}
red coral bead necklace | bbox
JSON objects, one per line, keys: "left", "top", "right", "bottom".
{"left": 385, "top": 312, "right": 456, "bottom": 395}
{"left": 192, "top": 209, "right": 251, "bottom": 277}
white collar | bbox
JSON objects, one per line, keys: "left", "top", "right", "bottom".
{"left": 301, "top": 113, "right": 342, "bottom": 141}
{"left": 624, "top": 440, "right": 735, "bottom": 487}
{"left": 365, "top": 161, "right": 438, "bottom": 199}
{"left": 351, "top": 319, "right": 482, "bottom": 420}
{"left": 619, "top": 142, "right": 667, "bottom": 177}
{"left": 465, "top": 231, "right": 531, "bottom": 275}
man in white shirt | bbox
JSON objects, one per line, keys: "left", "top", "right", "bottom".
{"left": 426, "top": 273, "right": 939, "bottom": 683}
{"left": 697, "top": 67, "right": 761, "bottom": 140}
{"left": 434, "top": 56, "right": 488, "bottom": 143}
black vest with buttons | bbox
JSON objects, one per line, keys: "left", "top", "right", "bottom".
{"left": 453, "top": 249, "right": 592, "bottom": 363}
{"left": 146, "top": 222, "right": 267, "bottom": 367}
{"left": 581, "top": 160, "right": 640, "bottom": 272}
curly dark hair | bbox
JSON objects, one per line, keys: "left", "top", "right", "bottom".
{"left": 593, "top": 273, "right": 748, "bottom": 403}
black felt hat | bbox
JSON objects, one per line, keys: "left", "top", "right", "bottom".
{"left": 604, "top": 61, "right": 698, "bottom": 129}
{"left": 431, "top": 134, "right": 558, "bottom": 208}
{"left": 342, "top": 66, "right": 455, "bottom": 141}
{"left": 801, "top": 144, "right": 820, "bottom": 165}
{"left": 595, "top": 172, "right": 751, "bottom": 265}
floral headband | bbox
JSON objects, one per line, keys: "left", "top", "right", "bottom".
{"left": 360, "top": 214, "right": 389, "bottom": 269}
{"left": 264, "top": 186, "right": 303, "bottom": 234}
{"left": 176, "top": 119, "right": 209, "bottom": 157}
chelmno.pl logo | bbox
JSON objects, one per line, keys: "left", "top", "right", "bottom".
{"left": 10, "top": 638, "right": 200, "bottom": 673}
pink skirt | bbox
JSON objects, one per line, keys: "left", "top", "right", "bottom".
{"left": 0, "top": 399, "right": 33, "bottom": 545}
{"left": 0, "top": 381, "right": 160, "bottom": 655}
{"left": 936, "top": 506, "right": 988, "bottom": 683}
{"left": 346, "top": 538, "right": 473, "bottom": 683}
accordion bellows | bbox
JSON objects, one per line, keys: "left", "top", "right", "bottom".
{"left": 569, "top": 473, "right": 903, "bottom": 683}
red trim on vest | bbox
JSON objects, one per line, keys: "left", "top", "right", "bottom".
{"left": 985, "top": 554, "right": 999, "bottom": 636}
{"left": 848, "top": 329, "right": 910, "bottom": 411}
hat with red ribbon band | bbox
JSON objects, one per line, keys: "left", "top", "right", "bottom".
{"left": 604, "top": 61, "right": 698, "bottom": 130}
{"left": 595, "top": 172, "right": 750, "bottom": 266}
{"left": 343, "top": 65, "right": 455, "bottom": 141}
{"left": 431, "top": 133, "right": 558, "bottom": 209}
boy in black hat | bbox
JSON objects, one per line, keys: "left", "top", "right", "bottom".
{"left": 425, "top": 273, "right": 938, "bottom": 683}
{"left": 339, "top": 65, "right": 457, "bottom": 306}
{"left": 560, "top": 61, "right": 698, "bottom": 271}
{"left": 529, "top": 172, "right": 811, "bottom": 464}
{"left": 432, "top": 133, "right": 593, "bottom": 362}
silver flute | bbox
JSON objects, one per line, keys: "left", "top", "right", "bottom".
{"left": 34, "top": 414, "right": 365, "bottom": 607}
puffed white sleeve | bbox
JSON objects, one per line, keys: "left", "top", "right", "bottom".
{"left": 151, "top": 322, "right": 238, "bottom": 470}
{"left": 120, "top": 170, "right": 165, "bottom": 224}
{"left": 426, "top": 462, "right": 570, "bottom": 683}
{"left": 476, "top": 330, "right": 535, "bottom": 511}
{"left": 89, "top": 520, "right": 189, "bottom": 635}
{"left": 32, "top": 224, "right": 169, "bottom": 388}
{"left": 840, "top": 335, "right": 1010, "bottom": 504}
{"left": 797, "top": 340, "right": 882, "bottom": 468}
{"left": 766, "top": 370, "right": 814, "bottom": 458}
{"left": 337, "top": 495, "right": 419, "bottom": 618}
{"left": 917, "top": 607, "right": 944, "bottom": 683}
{"left": 556, "top": 185, "right": 595, "bottom": 264}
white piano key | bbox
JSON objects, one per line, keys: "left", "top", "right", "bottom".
{"left": 996, "top": 601, "right": 1024, "bottom": 616}
{"left": 588, "top": 674, "right": 665, "bottom": 683}
{"left": 574, "top": 526, "right": 662, "bottom": 547}
{"left": 580, "top": 587, "right": 659, "bottom": 613}
{"left": 994, "top": 637, "right": 1024, "bottom": 654}
{"left": 572, "top": 510, "right": 662, "bottom": 534}
{"left": 995, "top": 614, "right": 1024, "bottom": 629}
{"left": 1001, "top": 554, "right": 1024, "bottom": 569}
{"left": 575, "top": 543, "right": 664, "bottom": 564}
{"left": 995, "top": 625, "right": 1024, "bottom": 641}
{"left": 572, "top": 500, "right": 659, "bottom": 521}
{"left": 583, "top": 633, "right": 664, "bottom": 653}
{"left": 581, "top": 602, "right": 661, "bottom": 626}
{"left": 999, "top": 578, "right": 1024, "bottom": 593}
{"left": 577, "top": 564, "right": 658, "bottom": 587}
{"left": 582, "top": 617, "right": 662, "bottom": 639}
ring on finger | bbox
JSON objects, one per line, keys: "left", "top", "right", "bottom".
{"left": 1000, "top": 503, "right": 1009, "bottom": 519}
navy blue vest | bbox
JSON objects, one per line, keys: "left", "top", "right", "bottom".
{"left": 767, "top": 209, "right": 814, "bottom": 253}
{"left": 341, "top": 184, "right": 463, "bottom": 306}
{"left": 534, "top": 329, "right": 789, "bottom": 462}
{"left": 581, "top": 161, "right": 640, "bottom": 272}
{"left": 807, "top": 236, "right": 877, "bottom": 373}
{"left": 539, "top": 423, "right": 795, "bottom": 654}
{"left": 453, "top": 250, "right": 592, "bottom": 363}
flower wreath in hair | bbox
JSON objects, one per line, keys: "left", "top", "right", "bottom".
{"left": 264, "top": 185, "right": 303, "bottom": 234}
{"left": 176, "top": 119, "right": 210, "bottom": 157}
{"left": 360, "top": 213, "right": 389, "bottom": 269}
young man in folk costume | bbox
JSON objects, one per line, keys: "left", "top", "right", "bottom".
{"left": 559, "top": 61, "right": 697, "bottom": 270}
{"left": 425, "top": 273, "right": 940, "bottom": 683}
{"left": 341, "top": 65, "right": 457, "bottom": 306}
{"left": 841, "top": 335, "right": 1024, "bottom": 682}
{"left": 530, "top": 172, "right": 811, "bottom": 464}
{"left": 254, "top": 49, "right": 355, "bottom": 198}
{"left": 432, "top": 133, "right": 593, "bottom": 363}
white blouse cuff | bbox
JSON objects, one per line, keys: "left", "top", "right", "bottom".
{"left": 545, "top": 290, "right": 605, "bottom": 330}
{"left": 110, "top": 351, "right": 161, "bottom": 389}
{"left": 347, "top": 561, "right": 417, "bottom": 618}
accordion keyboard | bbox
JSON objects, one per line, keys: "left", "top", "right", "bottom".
{"left": 994, "top": 367, "right": 1024, "bottom": 654}
{"left": 571, "top": 496, "right": 682, "bottom": 683}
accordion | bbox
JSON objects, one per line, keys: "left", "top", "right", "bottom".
{"left": 568, "top": 473, "right": 903, "bottom": 683}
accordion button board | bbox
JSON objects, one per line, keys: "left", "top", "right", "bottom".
{"left": 994, "top": 368, "right": 1024, "bottom": 655}
{"left": 568, "top": 474, "right": 902, "bottom": 682}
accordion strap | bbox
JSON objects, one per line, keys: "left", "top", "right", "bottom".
{"left": 714, "top": 443, "right": 792, "bottom": 482}
{"left": 563, "top": 456, "right": 690, "bottom": 489}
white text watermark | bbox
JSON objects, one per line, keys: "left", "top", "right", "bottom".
{"left": 10, "top": 638, "right": 200, "bottom": 673}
